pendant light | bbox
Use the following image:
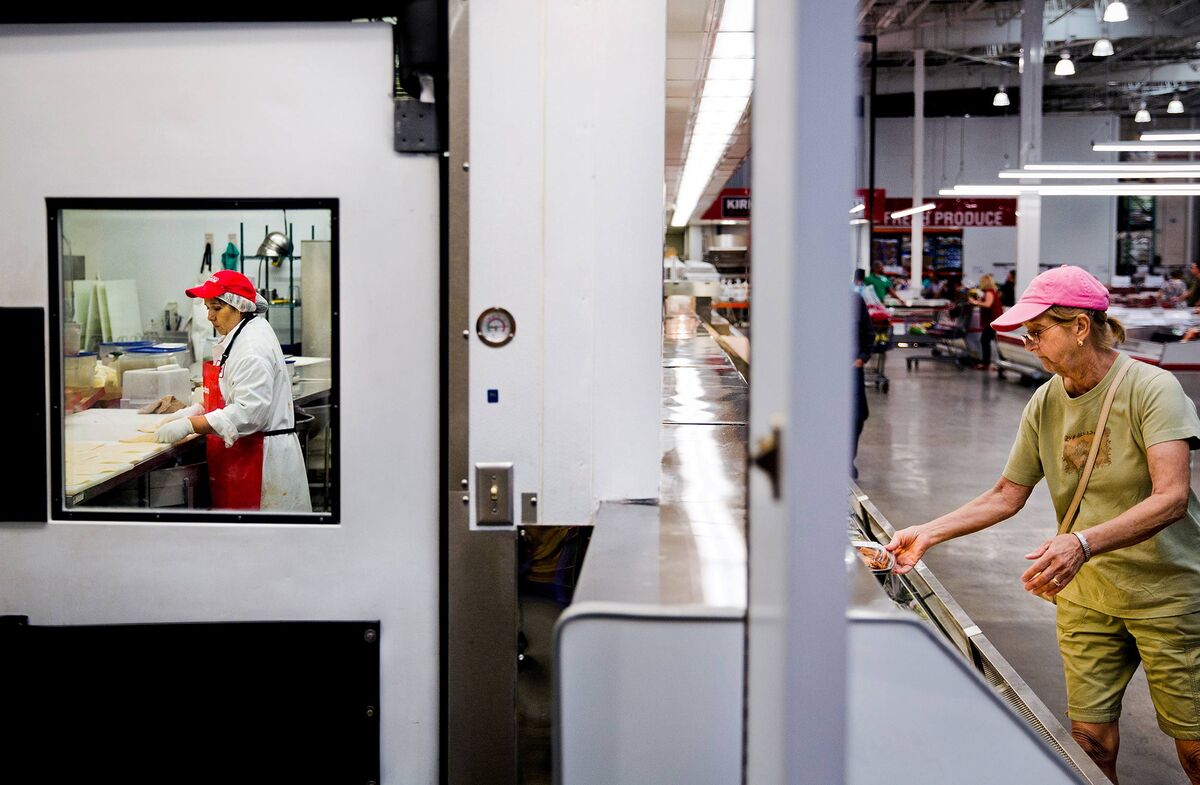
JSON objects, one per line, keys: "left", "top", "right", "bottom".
{"left": 1054, "top": 51, "right": 1075, "bottom": 76}
{"left": 1134, "top": 101, "right": 1151, "bottom": 124}
{"left": 1103, "top": 2, "right": 1129, "bottom": 23}
{"left": 993, "top": 85, "right": 1010, "bottom": 107}
{"left": 1168, "top": 94, "right": 1185, "bottom": 114}
{"left": 1092, "top": 38, "right": 1114, "bottom": 57}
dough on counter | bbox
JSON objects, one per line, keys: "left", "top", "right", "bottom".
{"left": 137, "top": 421, "right": 165, "bottom": 434}
{"left": 119, "top": 433, "right": 157, "bottom": 444}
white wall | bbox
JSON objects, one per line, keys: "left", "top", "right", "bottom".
{"left": 0, "top": 24, "right": 438, "bottom": 784}
{"left": 872, "top": 113, "right": 1118, "bottom": 281}
{"left": 470, "top": 0, "right": 664, "bottom": 525}
{"left": 62, "top": 209, "right": 333, "bottom": 348}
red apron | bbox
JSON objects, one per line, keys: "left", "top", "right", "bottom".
{"left": 203, "top": 358, "right": 265, "bottom": 510}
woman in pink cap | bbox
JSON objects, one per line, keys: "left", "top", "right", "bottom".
{"left": 150, "top": 270, "right": 312, "bottom": 513}
{"left": 887, "top": 265, "right": 1200, "bottom": 783}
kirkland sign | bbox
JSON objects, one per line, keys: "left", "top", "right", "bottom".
{"left": 880, "top": 198, "right": 1017, "bottom": 228}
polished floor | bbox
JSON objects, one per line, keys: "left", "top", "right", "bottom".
{"left": 857, "top": 351, "right": 1187, "bottom": 785}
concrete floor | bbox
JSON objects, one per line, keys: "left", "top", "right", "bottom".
{"left": 857, "top": 350, "right": 1187, "bottom": 785}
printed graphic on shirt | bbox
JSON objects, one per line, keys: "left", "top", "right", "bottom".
{"left": 1062, "top": 427, "right": 1112, "bottom": 474}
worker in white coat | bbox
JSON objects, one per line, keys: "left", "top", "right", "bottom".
{"left": 153, "top": 270, "right": 312, "bottom": 512}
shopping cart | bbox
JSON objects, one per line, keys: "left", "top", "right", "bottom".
{"left": 900, "top": 303, "right": 974, "bottom": 372}
{"left": 864, "top": 303, "right": 893, "bottom": 393}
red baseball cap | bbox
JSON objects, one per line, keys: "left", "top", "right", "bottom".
{"left": 185, "top": 270, "right": 257, "bottom": 302}
{"left": 990, "top": 265, "right": 1110, "bottom": 332}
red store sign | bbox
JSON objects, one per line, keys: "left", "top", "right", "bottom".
{"left": 881, "top": 198, "right": 1017, "bottom": 228}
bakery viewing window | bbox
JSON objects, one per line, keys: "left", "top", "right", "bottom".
{"left": 48, "top": 199, "right": 339, "bottom": 523}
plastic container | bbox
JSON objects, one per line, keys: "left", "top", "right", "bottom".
{"left": 849, "top": 540, "right": 895, "bottom": 574}
{"left": 118, "top": 345, "right": 192, "bottom": 384}
{"left": 63, "top": 322, "right": 82, "bottom": 356}
{"left": 64, "top": 352, "right": 98, "bottom": 388}
{"left": 98, "top": 340, "right": 153, "bottom": 362}
{"left": 120, "top": 365, "right": 192, "bottom": 410}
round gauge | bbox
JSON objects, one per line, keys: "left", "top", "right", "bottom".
{"left": 476, "top": 307, "right": 516, "bottom": 347}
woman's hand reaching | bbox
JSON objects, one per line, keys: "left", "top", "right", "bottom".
{"left": 885, "top": 525, "right": 936, "bottom": 575}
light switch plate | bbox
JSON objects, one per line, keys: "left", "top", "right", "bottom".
{"left": 475, "top": 462, "right": 514, "bottom": 527}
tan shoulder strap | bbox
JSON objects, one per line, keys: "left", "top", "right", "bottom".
{"left": 1061, "top": 357, "right": 1135, "bottom": 534}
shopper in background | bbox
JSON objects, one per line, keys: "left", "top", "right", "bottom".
{"left": 1000, "top": 269, "right": 1017, "bottom": 308}
{"left": 968, "top": 274, "right": 1004, "bottom": 371}
{"left": 886, "top": 265, "right": 1200, "bottom": 784}
{"left": 1161, "top": 269, "right": 1189, "bottom": 307}
{"left": 864, "top": 261, "right": 899, "bottom": 302}
{"left": 854, "top": 268, "right": 882, "bottom": 306}
{"left": 1184, "top": 260, "right": 1200, "bottom": 309}
{"left": 852, "top": 291, "right": 873, "bottom": 480}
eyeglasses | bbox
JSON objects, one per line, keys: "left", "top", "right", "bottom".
{"left": 1022, "top": 321, "right": 1068, "bottom": 348}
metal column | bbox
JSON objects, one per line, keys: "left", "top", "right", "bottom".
{"left": 1017, "top": 0, "right": 1044, "bottom": 291}
{"left": 746, "top": 0, "right": 853, "bottom": 782}
{"left": 445, "top": 1, "right": 519, "bottom": 783}
{"left": 911, "top": 49, "right": 925, "bottom": 291}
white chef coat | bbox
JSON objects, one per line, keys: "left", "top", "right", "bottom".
{"left": 207, "top": 317, "right": 313, "bottom": 512}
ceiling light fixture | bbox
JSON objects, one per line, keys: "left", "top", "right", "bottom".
{"left": 1054, "top": 51, "right": 1075, "bottom": 76}
{"left": 1096, "top": 141, "right": 1200, "bottom": 151}
{"left": 1092, "top": 38, "right": 1114, "bottom": 57}
{"left": 1140, "top": 132, "right": 1200, "bottom": 141}
{"left": 1134, "top": 101, "right": 1151, "bottom": 123}
{"left": 942, "top": 183, "right": 1200, "bottom": 196}
{"left": 890, "top": 203, "right": 937, "bottom": 219}
{"left": 1168, "top": 94, "right": 1185, "bottom": 114}
{"left": 999, "top": 169, "right": 1200, "bottom": 179}
{"left": 993, "top": 85, "right": 1010, "bottom": 107}
{"left": 849, "top": 204, "right": 866, "bottom": 214}
{"left": 1103, "top": 2, "right": 1129, "bottom": 23}
{"left": 1028, "top": 162, "right": 1200, "bottom": 171}
{"left": 669, "top": 0, "right": 755, "bottom": 228}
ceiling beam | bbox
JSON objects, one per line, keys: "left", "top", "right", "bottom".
{"left": 901, "top": 0, "right": 933, "bottom": 29}
{"left": 877, "top": 8, "right": 1185, "bottom": 53}
{"left": 877, "top": 0, "right": 912, "bottom": 31}
{"left": 874, "top": 59, "right": 1200, "bottom": 94}
{"left": 857, "top": 0, "right": 878, "bottom": 27}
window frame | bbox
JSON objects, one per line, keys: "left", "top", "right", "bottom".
{"left": 47, "top": 197, "right": 340, "bottom": 524}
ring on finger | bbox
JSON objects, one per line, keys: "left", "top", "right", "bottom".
{"left": 1051, "top": 576, "right": 1062, "bottom": 587}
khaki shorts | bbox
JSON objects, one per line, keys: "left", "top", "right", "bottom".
{"left": 1057, "top": 597, "right": 1200, "bottom": 739}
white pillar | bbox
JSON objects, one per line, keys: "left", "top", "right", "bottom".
{"left": 911, "top": 49, "right": 925, "bottom": 294}
{"left": 688, "top": 224, "right": 704, "bottom": 261}
{"left": 1016, "top": 0, "right": 1044, "bottom": 292}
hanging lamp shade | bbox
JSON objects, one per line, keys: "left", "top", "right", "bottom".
{"left": 1054, "top": 51, "right": 1075, "bottom": 76}
{"left": 1168, "top": 95, "right": 1185, "bottom": 114}
{"left": 1103, "top": 2, "right": 1129, "bottom": 23}
{"left": 256, "top": 231, "right": 293, "bottom": 259}
{"left": 1134, "top": 102, "right": 1151, "bottom": 123}
{"left": 1092, "top": 38, "right": 1114, "bottom": 57}
{"left": 993, "top": 86, "right": 1010, "bottom": 107}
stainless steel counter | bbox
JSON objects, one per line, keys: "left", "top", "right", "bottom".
{"left": 555, "top": 316, "right": 748, "bottom": 785}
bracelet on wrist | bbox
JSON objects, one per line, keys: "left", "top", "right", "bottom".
{"left": 1073, "top": 531, "right": 1092, "bottom": 562}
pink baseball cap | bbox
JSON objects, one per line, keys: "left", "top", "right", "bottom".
{"left": 990, "top": 265, "right": 1109, "bottom": 332}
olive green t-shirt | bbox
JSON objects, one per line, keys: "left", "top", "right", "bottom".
{"left": 1003, "top": 353, "right": 1200, "bottom": 618}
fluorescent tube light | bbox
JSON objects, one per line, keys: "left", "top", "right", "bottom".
{"left": 702, "top": 79, "right": 754, "bottom": 98}
{"left": 1103, "top": 1, "right": 1129, "bottom": 23}
{"left": 943, "top": 184, "right": 1200, "bottom": 196}
{"left": 1092, "top": 38, "right": 1114, "bottom": 57}
{"left": 849, "top": 219, "right": 869, "bottom": 225}
{"left": 849, "top": 204, "right": 866, "bottom": 214}
{"left": 1094, "top": 141, "right": 1200, "bottom": 152}
{"left": 712, "top": 32, "right": 754, "bottom": 59}
{"left": 1141, "top": 132, "right": 1200, "bottom": 141}
{"left": 999, "top": 170, "right": 1200, "bottom": 179}
{"left": 890, "top": 203, "right": 937, "bottom": 219}
{"left": 1027, "top": 163, "right": 1200, "bottom": 171}
{"left": 720, "top": 0, "right": 754, "bottom": 32}
{"left": 706, "top": 58, "right": 755, "bottom": 80}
